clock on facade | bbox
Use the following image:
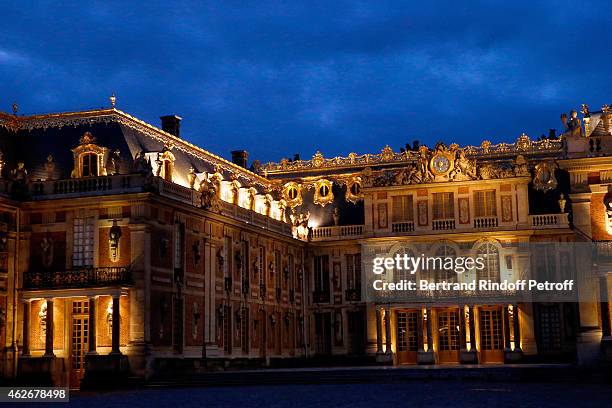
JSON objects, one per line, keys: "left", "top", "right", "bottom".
{"left": 430, "top": 153, "right": 454, "bottom": 175}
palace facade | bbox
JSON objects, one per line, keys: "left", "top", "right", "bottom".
{"left": 0, "top": 101, "right": 610, "bottom": 387}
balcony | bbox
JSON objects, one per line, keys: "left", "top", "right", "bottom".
{"left": 391, "top": 221, "right": 414, "bottom": 233}
{"left": 29, "top": 173, "right": 146, "bottom": 200}
{"left": 312, "top": 290, "right": 330, "bottom": 303}
{"left": 528, "top": 213, "right": 569, "bottom": 229}
{"left": 473, "top": 216, "right": 498, "bottom": 229}
{"left": 23, "top": 267, "right": 131, "bottom": 290}
{"left": 345, "top": 288, "right": 361, "bottom": 302}
{"left": 432, "top": 218, "right": 456, "bottom": 231}
{"left": 310, "top": 225, "right": 364, "bottom": 241}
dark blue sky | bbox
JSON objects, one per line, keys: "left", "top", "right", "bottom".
{"left": 2, "top": 1, "right": 611, "bottom": 164}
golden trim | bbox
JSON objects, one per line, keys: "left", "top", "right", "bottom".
{"left": 313, "top": 179, "right": 334, "bottom": 207}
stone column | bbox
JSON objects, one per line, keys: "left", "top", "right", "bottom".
{"left": 600, "top": 277, "right": 611, "bottom": 337}
{"left": 22, "top": 300, "right": 31, "bottom": 356}
{"left": 384, "top": 307, "right": 392, "bottom": 354}
{"left": 111, "top": 295, "right": 121, "bottom": 354}
{"left": 88, "top": 297, "right": 97, "bottom": 354}
{"left": 44, "top": 299, "right": 54, "bottom": 357}
{"left": 459, "top": 306, "right": 467, "bottom": 350}
{"left": 503, "top": 305, "right": 512, "bottom": 351}
{"left": 468, "top": 306, "right": 477, "bottom": 352}
{"left": 417, "top": 308, "right": 424, "bottom": 351}
{"left": 375, "top": 307, "right": 383, "bottom": 354}
{"left": 425, "top": 308, "right": 433, "bottom": 351}
{"left": 513, "top": 304, "right": 522, "bottom": 351}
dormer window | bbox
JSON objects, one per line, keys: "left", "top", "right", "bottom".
{"left": 81, "top": 153, "right": 98, "bottom": 177}
{"left": 155, "top": 145, "right": 175, "bottom": 182}
{"left": 71, "top": 132, "right": 107, "bottom": 178}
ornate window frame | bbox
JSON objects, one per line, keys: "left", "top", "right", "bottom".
{"left": 71, "top": 132, "right": 107, "bottom": 178}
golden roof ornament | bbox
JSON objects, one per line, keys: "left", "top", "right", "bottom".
{"left": 109, "top": 93, "right": 117, "bottom": 108}
{"left": 312, "top": 151, "right": 324, "bottom": 167}
{"left": 11, "top": 103, "right": 17, "bottom": 115}
{"left": 381, "top": 145, "right": 393, "bottom": 162}
{"left": 79, "top": 131, "right": 96, "bottom": 145}
{"left": 481, "top": 140, "right": 491, "bottom": 153}
{"left": 516, "top": 134, "right": 530, "bottom": 150}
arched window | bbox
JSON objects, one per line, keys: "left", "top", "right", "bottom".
{"left": 71, "top": 132, "right": 107, "bottom": 178}
{"left": 433, "top": 244, "right": 457, "bottom": 283}
{"left": 477, "top": 242, "right": 500, "bottom": 282}
{"left": 81, "top": 153, "right": 98, "bottom": 177}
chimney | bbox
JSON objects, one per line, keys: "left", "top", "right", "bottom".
{"left": 160, "top": 115, "right": 182, "bottom": 137}
{"left": 231, "top": 150, "right": 249, "bottom": 168}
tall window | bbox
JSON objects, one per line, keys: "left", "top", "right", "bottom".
{"left": 346, "top": 254, "right": 361, "bottom": 290}
{"left": 433, "top": 244, "right": 457, "bottom": 283}
{"left": 274, "top": 250, "right": 281, "bottom": 290}
{"left": 81, "top": 153, "right": 98, "bottom": 177}
{"left": 241, "top": 240, "right": 249, "bottom": 290}
{"left": 474, "top": 190, "right": 497, "bottom": 217}
{"left": 223, "top": 236, "right": 231, "bottom": 279}
{"left": 174, "top": 222, "right": 185, "bottom": 270}
{"left": 73, "top": 217, "right": 95, "bottom": 267}
{"left": 288, "top": 254, "right": 295, "bottom": 292}
{"left": 392, "top": 195, "right": 414, "bottom": 222}
{"left": 314, "top": 255, "right": 330, "bottom": 294}
{"left": 477, "top": 242, "right": 500, "bottom": 282}
{"left": 258, "top": 245, "right": 265, "bottom": 287}
{"left": 433, "top": 192, "right": 454, "bottom": 220}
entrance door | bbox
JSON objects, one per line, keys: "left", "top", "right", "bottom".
{"left": 70, "top": 300, "right": 89, "bottom": 388}
{"left": 479, "top": 306, "right": 504, "bottom": 363}
{"left": 347, "top": 311, "right": 365, "bottom": 355}
{"left": 314, "top": 312, "right": 331, "bottom": 355}
{"left": 396, "top": 310, "right": 418, "bottom": 364}
{"left": 437, "top": 309, "right": 460, "bottom": 363}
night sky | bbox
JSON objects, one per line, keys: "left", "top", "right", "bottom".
{"left": 2, "top": 1, "right": 611, "bottom": 164}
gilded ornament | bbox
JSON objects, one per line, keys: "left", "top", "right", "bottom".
{"left": 533, "top": 161, "right": 558, "bottom": 192}
{"left": 312, "top": 151, "right": 324, "bottom": 168}
{"left": 313, "top": 179, "right": 334, "bottom": 207}
{"left": 516, "top": 134, "right": 530, "bottom": 150}
{"left": 282, "top": 181, "right": 303, "bottom": 208}
{"left": 381, "top": 145, "right": 394, "bottom": 162}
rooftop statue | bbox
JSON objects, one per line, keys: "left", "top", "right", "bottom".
{"left": 560, "top": 110, "right": 584, "bottom": 138}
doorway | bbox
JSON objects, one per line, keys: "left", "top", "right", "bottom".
{"left": 396, "top": 310, "right": 418, "bottom": 364}
{"left": 479, "top": 306, "right": 504, "bottom": 363}
{"left": 70, "top": 300, "right": 89, "bottom": 388}
{"left": 437, "top": 309, "right": 460, "bottom": 363}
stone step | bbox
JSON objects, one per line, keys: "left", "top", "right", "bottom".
{"left": 147, "top": 364, "right": 582, "bottom": 388}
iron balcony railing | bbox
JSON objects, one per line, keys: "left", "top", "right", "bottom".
{"left": 23, "top": 266, "right": 132, "bottom": 289}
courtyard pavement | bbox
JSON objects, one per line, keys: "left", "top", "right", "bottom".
{"left": 13, "top": 380, "right": 612, "bottom": 408}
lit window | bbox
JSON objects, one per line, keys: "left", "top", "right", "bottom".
{"left": 474, "top": 190, "right": 496, "bottom": 217}
{"left": 477, "top": 242, "right": 500, "bottom": 282}
{"left": 73, "top": 217, "right": 94, "bottom": 267}
{"left": 392, "top": 195, "right": 414, "bottom": 222}
{"left": 433, "top": 192, "right": 454, "bottom": 220}
{"left": 81, "top": 153, "right": 98, "bottom": 177}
